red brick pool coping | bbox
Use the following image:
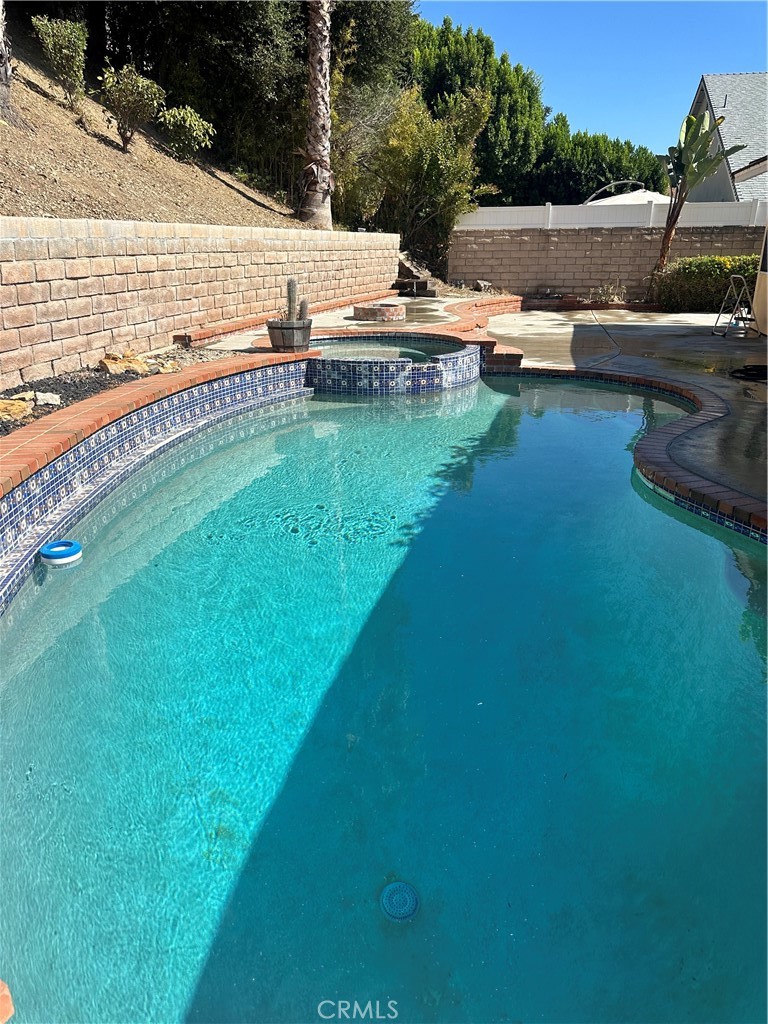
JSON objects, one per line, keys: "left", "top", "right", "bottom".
{"left": 1, "top": 291, "right": 765, "bottom": 536}
{"left": 0, "top": 351, "right": 318, "bottom": 495}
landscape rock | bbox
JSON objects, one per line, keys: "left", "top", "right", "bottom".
{"left": 34, "top": 392, "right": 62, "bottom": 406}
{"left": 0, "top": 399, "right": 33, "bottom": 422}
{"left": 99, "top": 354, "right": 151, "bottom": 375}
{"left": 145, "top": 356, "right": 181, "bottom": 375}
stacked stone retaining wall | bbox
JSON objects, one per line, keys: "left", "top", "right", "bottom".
{"left": 0, "top": 218, "right": 400, "bottom": 389}
{"left": 448, "top": 225, "right": 763, "bottom": 299}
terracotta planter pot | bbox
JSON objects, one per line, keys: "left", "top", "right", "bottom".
{"left": 266, "top": 319, "right": 313, "bottom": 352}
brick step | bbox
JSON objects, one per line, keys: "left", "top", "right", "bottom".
{"left": 484, "top": 351, "right": 524, "bottom": 369}
{"left": 394, "top": 278, "right": 437, "bottom": 297}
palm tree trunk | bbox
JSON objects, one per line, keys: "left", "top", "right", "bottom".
{"left": 651, "top": 190, "right": 688, "bottom": 280}
{"left": 0, "top": 0, "right": 13, "bottom": 123}
{"left": 297, "top": 0, "right": 333, "bottom": 229}
{"left": 656, "top": 220, "right": 677, "bottom": 273}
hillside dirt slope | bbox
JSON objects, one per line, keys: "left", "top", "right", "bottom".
{"left": 0, "top": 26, "right": 295, "bottom": 228}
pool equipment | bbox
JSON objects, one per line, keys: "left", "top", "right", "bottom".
{"left": 39, "top": 540, "right": 83, "bottom": 566}
{"left": 380, "top": 881, "right": 419, "bottom": 921}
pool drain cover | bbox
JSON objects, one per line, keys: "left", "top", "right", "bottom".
{"left": 380, "top": 881, "right": 419, "bottom": 921}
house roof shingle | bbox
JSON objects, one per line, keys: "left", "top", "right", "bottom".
{"left": 700, "top": 72, "right": 768, "bottom": 200}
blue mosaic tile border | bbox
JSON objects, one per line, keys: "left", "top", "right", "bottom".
{"left": 0, "top": 397, "right": 316, "bottom": 633}
{"left": 308, "top": 333, "right": 479, "bottom": 394}
{"left": 0, "top": 361, "right": 311, "bottom": 615}
{"left": 482, "top": 365, "right": 766, "bottom": 546}
{"left": 635, "top": 471, "right": 766, "bottom": 545}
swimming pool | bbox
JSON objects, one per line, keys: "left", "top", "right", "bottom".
{"left": 1, "top": 380, "right": 765, "bottom": 1023}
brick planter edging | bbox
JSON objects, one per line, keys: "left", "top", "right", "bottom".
{"left": 174, "top": 289, "right": 401, "bottom": 347}
{"left": 521, "top": 299, "right": 664, "bottom": 313}
{"left": 486, "top": 365, "right": 767, "bottom": 543}
{"left": 439, "top": 295, "right": 523, "bottom": 332}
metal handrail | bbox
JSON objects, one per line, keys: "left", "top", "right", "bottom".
{"left": 712, "top": 275, "right": 758, "bottom": 337}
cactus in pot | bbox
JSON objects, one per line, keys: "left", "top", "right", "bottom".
{"left": 267, "top": 278, "right": 313, "bottom": 352}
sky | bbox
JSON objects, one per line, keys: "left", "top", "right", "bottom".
{"left": 416, "top": 1, "right": 767, "bottom": 154}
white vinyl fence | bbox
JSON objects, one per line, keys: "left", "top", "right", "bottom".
{"left": 456, "top": 198, "right": 767, "bottom": 230}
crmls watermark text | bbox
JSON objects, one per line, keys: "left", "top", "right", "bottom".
{"left": 317, "top": 999, "right": 398, "bottom": 1020}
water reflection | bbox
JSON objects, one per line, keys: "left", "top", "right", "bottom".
{"left": 632, "top": 471, "right": 766, "bottom": 661}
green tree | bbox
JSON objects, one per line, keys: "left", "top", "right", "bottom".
{"left": 520, "top": 112, "right": 572, "bottom": 205}
{"left": 520, "top": 119, "right": 666, "bottom": 205}
{"left": 331, "top": 0, "right": 414, "bottom": 89}
{"left": 410, "top": 17, "right": 545, "bottom": 204}
{"left": 100, "top": 64, "right": 165, "bottom": 151}
{"left": 330, "top": 31, "right": 400, "bottom": 230}
{"left": 157, "top": 105, "right": 215, "bottom": 162}
{"left": 406, "top": 16, "right": 664, "bottom": 207}
{"left": 370, "top": 86, "right": 494, "bottom": 271}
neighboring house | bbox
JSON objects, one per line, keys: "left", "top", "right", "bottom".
{"left": 687, "top": 72, "right": 768, "bottom": 202}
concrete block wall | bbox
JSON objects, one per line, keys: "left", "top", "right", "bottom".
{"left": 0, "top": 217, "right": 400, "bottom": 389}
{"left": 448, "top": 225, "right": 764, "bottom": 299}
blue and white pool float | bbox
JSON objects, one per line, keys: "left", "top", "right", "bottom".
{"left": 39, "top": 540, "right": 83, "bottom": 566}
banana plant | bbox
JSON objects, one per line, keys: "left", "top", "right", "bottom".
{"left": 652, "top": 112, "right": 745, "bottom": 278}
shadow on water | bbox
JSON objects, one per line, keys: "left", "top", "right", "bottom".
{"left": 184, "top": 385, "right": 765, "bottom": 1024}
{"left": 184, "top": 399, "right": 526, "bottom": 1024}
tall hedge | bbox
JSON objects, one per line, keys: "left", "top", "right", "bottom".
{"left": 653, "top": 255, "right": 760, "bottom": 312}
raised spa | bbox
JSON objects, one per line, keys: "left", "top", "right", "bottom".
{"left": 307, "top": 332, "right": 479, "bottom": 394}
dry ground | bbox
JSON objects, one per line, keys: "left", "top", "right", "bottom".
{"left": 0, "top": 25, "right": 295, "bottom": 228}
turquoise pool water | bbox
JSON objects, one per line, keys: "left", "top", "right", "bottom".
{"left": 316, "top": 338, "right": 461, "bottom": 362}
{"left": 1, "top": 381, "right": 765, "bottom": 1024}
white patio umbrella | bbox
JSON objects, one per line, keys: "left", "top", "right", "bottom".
{"left": 589, "top": 188, "right": 670, "bottom": 204}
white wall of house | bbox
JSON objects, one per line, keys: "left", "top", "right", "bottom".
{"left": 686, "top": 82, "right": 735, "bottom": 202}
{"left": 688, "top": 82, "right": 736, "bottom": 201}
{"left": 688, "top": 158, "right": 736, "bottom": 202}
